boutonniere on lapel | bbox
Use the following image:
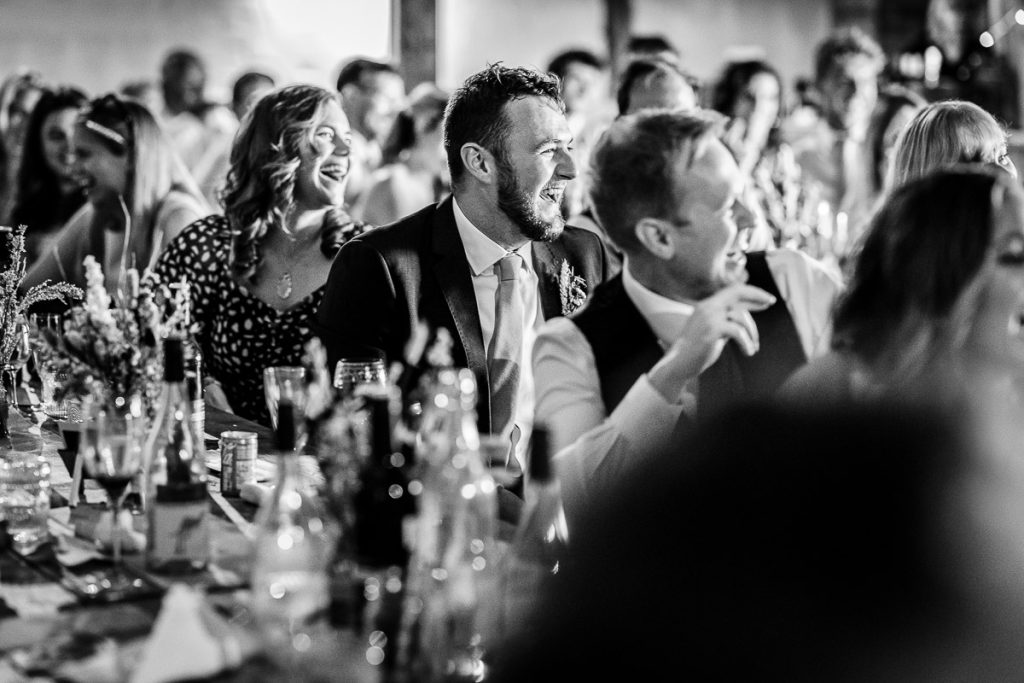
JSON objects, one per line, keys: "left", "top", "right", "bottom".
{"left": 558, "top": 259, "right": 588, "bottom": 316}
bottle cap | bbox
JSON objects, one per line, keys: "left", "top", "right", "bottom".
{"left": 275, "top": 398, "right": 297, "bottom": 452}
{"left": 163, "top": 336, "right": 185, "bottom": 381}
{"left": 529, "top": 425, "right": 552, "bottom": 483}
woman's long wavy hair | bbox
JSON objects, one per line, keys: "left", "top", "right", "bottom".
{"left": 77, "top": 94, "right": 207, "bottom": 270}
{"left": 12, "top": 87, "right": 88, "bottom": 233}
{"left": 222, "top": 84, "right": 359, "bottom": 283}
{"left": 832, "top": 166, "right": 1005, "bottom": 385}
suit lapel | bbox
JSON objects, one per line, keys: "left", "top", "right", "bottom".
{"left": 532, "top": 240, "right": 564, "bottom": 319}
{"left": 430, "top": 198, "right": 489, "bottom": 385}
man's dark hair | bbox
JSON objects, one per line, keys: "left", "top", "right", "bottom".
{"left": 161, "top": 48, "right": 204, "bottom": 82}
{"left": 335, "top": 58, "right": 400, "bottom": 92}
{"left": 442, "top": 64, "right": 563, "bottom": 188}
{"left": 616, "top": 58, "right": 697, "bottom": 116}
{"left": 589, "top": 109, "right": 724, "bottom": 254}
{"left": 814, "top": 26, "right": 884, "bottom": 84}
{"left": 547, "top": 49, "right": 605, "bottom": 81}
{"left": 627, "top": 34, "right": 679, "bottom": 59}
{"left": 231, "top": 71, "right": 275, "bottom": 112}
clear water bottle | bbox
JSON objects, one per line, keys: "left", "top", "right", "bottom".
{"left": 252, "top": 399, "right": 337, "bottom": 653}
{"left": 0, "top": 452, "right": 51, "bottom": 554}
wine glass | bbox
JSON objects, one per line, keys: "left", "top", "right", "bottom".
{"left": 333, "top": 357, "right": 387, "bottom": 401}
{"left": 79, "top": 403, "right": 145, "bottom": 569}
{"left": 263, "top": 366, "right": 306, "bottom": 429}
{"left": 3, "top": 318, "right": 33, "bottom": 418}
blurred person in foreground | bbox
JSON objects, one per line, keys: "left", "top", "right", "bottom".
{"left": 782, "top": 166, "right": 1024, "bottom": 408}
{"left": 24, "top": 93, "right": 207, "bottom": 295}
{"left": 335, "top": 58, "right": 406, "bottom": 208}
{"left": 491, "top": 398, "right": 1024, "bottom": 682}
{"left": 534, "top": 109, "right": 841, "bottom": 527}
{"left": 151, "top": 85, "right": 366, "bottom": 426}
{"left": 889, "top": 99, "right": 1017, "bottom": 189}
{"left": 316, "top": 64, "right": 609, "bottom": 499}
{"left": 9, "top": 86, "right": 88, "bottom": 266}
{"left": 353, "top": 83, "right": 449, "bottom": 226}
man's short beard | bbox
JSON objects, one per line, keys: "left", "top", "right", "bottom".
{"left": 495, "top": 159, "right": 564, "bottom": 242}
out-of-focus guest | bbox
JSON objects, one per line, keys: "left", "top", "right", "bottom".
{"left": 119, "top": 79, "right": 162, "bottom": 117}
{"left": 191, "top": 70, "right": 277, "bottom": 209}
{"left": 889, "top": 100, "right": 1017, "bottom": 188}
{"left": 709, "top": 59, "right": 790, "bottom": 252}
{"left": 316, "top": 64, "right": 609, "bottom": 487}
{"left": 534, "top": 110, "right": 841, "bottom": 525}
{"left": 570, "top": 57, "right": 702, "bottom": 268}
{"left": 546, "top": 49, "right": 614, "bottom": 221}
{"left": 152, "top": 85, "right": 366, "bottom": 426}
{"left": 492, "top": 398, "right": 1024, "bottom": 682}
{"left": 782, "top": 167, "right": 1024, "bottom": 405}
{"left": 354, "top": 83, "right": 449, "bottom": 227}
{"left": 867, "top": 84, "right": 927, "bottom": 191}
{"left": 9, "top": 86, "right": 88, "bottom": 266}
{"left": 0, "top": 70, "right": 45, "bottom": 223}
{"left": 711, "top": 60, "right": 784, "bottom": 179}
{"left": 24, "top": 94, "right": 207, "bottom": 295}
{"left": 335, "top": 58, "right": 406, "bottom": 209}
{"left": 157, "top": 49, "right": 236, "bottom": 204}
{"left": 616, "top": 58, "right": 698, "bottom": 116}
{"left": 782, "top": 27, "right": 885, "bottom": 231}
{"left": 230, "top": 71, "right": 275, "bottom": 122}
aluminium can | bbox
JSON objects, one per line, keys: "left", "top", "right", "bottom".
{"left": 220, "top": 431, "right": 258, "bottom": 496}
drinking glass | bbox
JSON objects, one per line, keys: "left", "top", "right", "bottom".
{"left": 333, "top": 357, "right": 387, "bottom": 401}
{"left": 3, "top": 317, "right": 33, "bottom": 417}
{"left": 79, "top": 402, "right": 145, "bottom": 567}
{"left": 263, "top": 366, "right": 306, "bottom": 430}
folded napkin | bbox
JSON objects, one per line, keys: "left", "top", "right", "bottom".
{"left": 131, "top": 584, "right": 259, "bottom": 683}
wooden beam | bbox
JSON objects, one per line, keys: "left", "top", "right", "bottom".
{"left": 605, "top": 0, "right": 633, "bottom": 89}
{"left": 395, "top": 0, "right": 437, "bottom": 88}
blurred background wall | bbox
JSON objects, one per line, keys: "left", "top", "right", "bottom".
{"left": 0, "top": 0, "right": 1021, "bottom": 127}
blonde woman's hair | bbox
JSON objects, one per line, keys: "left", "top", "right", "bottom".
{"left": 890, "top": 100, "right": 1007, "bottom": 188}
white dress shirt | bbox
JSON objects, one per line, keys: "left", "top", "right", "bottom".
{"left": 532, "top": 248, "right": 842, "bottom": 526}
{"left": 452, "top": 198, "right": 542, "bottom": 468}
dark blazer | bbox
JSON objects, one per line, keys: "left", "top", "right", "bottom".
{"left": 315, "top": 196, "right": 609, "bottom": 433}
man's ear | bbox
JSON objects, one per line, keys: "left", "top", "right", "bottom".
{"left": 460, "top": 143, "right": 495, "bottom": 184}
{"left": 339, "top": 83, "right": 361, "bottom": 103}
{"left": 634, "top": 217, "right": 677, "bottom": 260}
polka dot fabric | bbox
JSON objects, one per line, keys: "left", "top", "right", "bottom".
{"left": 152, "top": 215, "right": 325, "bottom": 427}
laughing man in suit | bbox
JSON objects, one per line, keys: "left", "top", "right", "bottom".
{"left": 315, "top": 64, "right": 608, "bottom": 490}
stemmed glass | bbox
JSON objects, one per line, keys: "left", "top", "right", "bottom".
{"left": 79, "top": 403, "right": 145, "bottom": 569}
{"left": 333, "top": 357, "right": 387, "bottom": 401}
{"left": 3, "top": 317, "right": 33, "bottom": 418}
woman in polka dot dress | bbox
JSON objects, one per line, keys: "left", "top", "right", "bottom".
{"left": 152, "top": 85, "right": 368, "bottom": 426}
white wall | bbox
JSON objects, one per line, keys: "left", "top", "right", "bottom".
{"left": 0, "top": 0, "right": 392, "bottom": 102}
{"left": 438, "top": 0, "right": 833, "bottom": 100}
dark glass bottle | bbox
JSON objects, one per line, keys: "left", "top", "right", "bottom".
{"left": 144, "top": 336, "right": 209, "bottom": 573}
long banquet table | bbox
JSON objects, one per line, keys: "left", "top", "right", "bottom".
{"left": 0, "top": 406, "right": 378, "bottom": 682}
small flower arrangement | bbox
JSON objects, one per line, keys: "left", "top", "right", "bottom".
{"left": 558, "top": 259, "right": 588, "bottom": 316}
{"left": 35, "top": 256, "right": 185, "bottom": 407}
{"left": 0, "top": 225, "right": 82, "bottom": 393}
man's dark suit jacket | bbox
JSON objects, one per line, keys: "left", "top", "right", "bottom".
{"left": 315, "top": 196, "right": 609, "bottom": 434}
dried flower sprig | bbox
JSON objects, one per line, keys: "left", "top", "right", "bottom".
{"left": 0, "top": 225, "right": 82, "bottom": 387}
{"left": 35, "top": 256, "right": 183, "bottom": 408}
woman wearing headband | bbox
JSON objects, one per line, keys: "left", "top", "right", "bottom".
{"left": 23, "top": 93, "right": 208, "bottom": 294}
